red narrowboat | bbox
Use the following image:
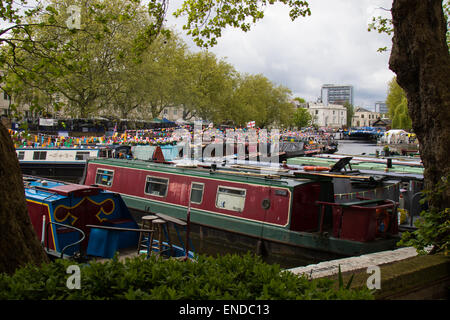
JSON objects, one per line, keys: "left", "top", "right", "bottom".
{"left": 83, "top": 158, "right": 400, "bottom": 265}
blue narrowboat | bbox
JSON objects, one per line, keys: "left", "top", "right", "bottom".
{"left": 24, "top": 176, "right": 194, "bottom": 260}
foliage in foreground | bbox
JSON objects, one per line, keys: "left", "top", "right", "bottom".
{"left": 398, "top": 176, "right": 450, "bottom": 255}
{"left": 0, "top": 253, "right": 373, "bottom": 300}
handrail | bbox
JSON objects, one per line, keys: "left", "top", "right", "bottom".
{"left": 45, "top": 221, "right": 85, "bottom": 259}
{"left": 383, "top": 199, "right": 398, "bottom": 233}
{"left": 86, "top": 224, "right": 154, "bottom": 233}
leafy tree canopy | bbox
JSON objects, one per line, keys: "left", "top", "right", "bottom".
{"left": 292, "top": 106, "right": 311, "bottom": 128}
{"left": 173, "top": 0, "right": 311, "bottom": 48}
{"left": 385, "top": 77, "right": 412, "bottom": 130}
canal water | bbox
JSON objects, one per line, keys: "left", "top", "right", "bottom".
{"left": 334, "top": 139, "right": 382, "bottom": 156}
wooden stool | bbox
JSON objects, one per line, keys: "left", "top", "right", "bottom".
{"left": 141, "top": 215, "right": 159, "bottom": 229}
{"left": 137, "top": 215, "right": 158, "bottom": 256}
{"left": 151, "top": 218, "right": 173, "bottom": 256}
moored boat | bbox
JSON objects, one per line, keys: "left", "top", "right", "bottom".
{"left": 82, "top": 158, "right": 401, "bottom": 265}
{"left": 17, "top": 147, "right": 111, "bottom": 182}
{"left": 23, "top": 175, "right": 194, "bottom": 261}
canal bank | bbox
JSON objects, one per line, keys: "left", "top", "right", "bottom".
{"left": 289, "top": 247, "right": 449, "bottom": 299}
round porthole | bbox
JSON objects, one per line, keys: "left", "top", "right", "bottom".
{"left": 261, "top": 198, "right": 271, "bottom": 210}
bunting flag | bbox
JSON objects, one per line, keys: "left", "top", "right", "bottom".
{"left": 8, "top": 127, "right": 399, "bottom": 153}
{"left": 246, "top": 121, "right": 255, "bottom": 128}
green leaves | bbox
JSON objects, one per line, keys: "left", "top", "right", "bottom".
{"left": 292, "top": 106, "right": 312, "bottom": 128}
{"left": 397, "top": 175, "right": 450, "bottom": 255}
{"left": 230, "top": 73, "right": 294, "bottom": 127}
{"left": 0, "top": 253, "right": 373, "bottom": 300}
{"left": 368, "top": 1, "right": 449, "bottom": 53}
{"left": 386, "top": 77, "right": 412, "bottom": 130}
{"left": 368, "top": 16, "right": 393, "bottom": 36}
{"left": 173, "top": 0, "right": 311, "bottom": 48}
{"left": 2, "top": 0, "right": 160, "bottom": 119}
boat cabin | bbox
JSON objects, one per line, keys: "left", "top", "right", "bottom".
{"left": 84, "top": 158, "right": 334, "bottom": 234}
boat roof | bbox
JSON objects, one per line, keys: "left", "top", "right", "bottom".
{"left": 288, "top": 156, "right": 424, "bottom": 176}
{"left": 89, "top": 158, "right": 316, "bottom": 188}
{"left": 24, "top": 177, "right": 102, "bottom": 202}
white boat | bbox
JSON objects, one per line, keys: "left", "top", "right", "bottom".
{"left": 16, "top": 147, "right": 111, "bottom": 182}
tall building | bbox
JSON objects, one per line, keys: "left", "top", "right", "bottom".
{"left": 374, "top": 101, "right": 388, "bottom": 115}
{"left": 321, "top": 84, "right": 354, "bottom": 106}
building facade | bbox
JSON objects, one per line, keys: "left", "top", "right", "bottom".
{"left": 321, "top": 84, "right": 354, "bottom": 106}
{"left": 0, "top": 91, "right": 12, "bottom": 117}
{"left": 307, "top": 102, "right": 347, "bottom": 128}
{"left": 351, "top": 107, "right": 381, "bottom": 127}
{"left": 374, "top": 101, "right": 388, "bottom": 115}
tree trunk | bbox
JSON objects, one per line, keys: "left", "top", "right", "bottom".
{"left": 0, "top": 123, "right": 49, "bottom": 274}
{"left": 389, "top": 0, "right": 450, "bottom": 208}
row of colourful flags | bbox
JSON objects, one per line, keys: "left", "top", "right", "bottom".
{"left": 9, "top": 125, "right": 334, "bottom": 149}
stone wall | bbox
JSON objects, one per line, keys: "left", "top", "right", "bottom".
{"left": 288, "top": 247, "right": 449, "bottom": 299}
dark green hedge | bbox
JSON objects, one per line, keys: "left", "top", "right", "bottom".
{"left": 0, "top": 253, "right": 373, "bottom": 300}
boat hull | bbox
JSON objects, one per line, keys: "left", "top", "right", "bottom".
{"left": 127, "top": 204, "right": 398, "bottom": 268}
{"left": 20, "top": 162, "right": 85, "bottom": 182}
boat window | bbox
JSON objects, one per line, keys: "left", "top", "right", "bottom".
{"left": 33, "top": 151, "right": 47, "bottom": 160}
{"left": 216, "top": 186, "right": 246, "bottom": 212}
{"left": 17, "top": 151, "right": 25, "bottom": 160}
{"left": 275, "top": 189, "right": 288, "bottom": 196}
{"left": 75, "top": 151, "right": 91, "bottom": 160}
{"left": 95, "top": 169, "right": 114, "bottom": 187}
{"left": 145, "top": 176, "right": 169, "bottom": 197}
{"left": 190, "top": 182, "right": 204, "bottom": 204}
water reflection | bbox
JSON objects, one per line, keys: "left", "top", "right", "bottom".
{"left": 336, "top": 140, "right": 383, "bottom": 156}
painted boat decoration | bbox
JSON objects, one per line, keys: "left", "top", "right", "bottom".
{"left": 24, "top": 175, "right": 194, "bottom": 260}
{"left": 82, "top": 158, "right": 401, "bottom": 262}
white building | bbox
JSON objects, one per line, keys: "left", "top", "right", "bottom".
{"left": 307, "top": 102, "right": 347, "bottom": 128}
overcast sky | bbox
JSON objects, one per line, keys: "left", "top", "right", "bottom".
{"left": 166, "top": 0, "right": 394, "bottom": 110}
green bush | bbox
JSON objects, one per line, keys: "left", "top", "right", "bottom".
{"left": 397, "top": 175, "right": 450, "bottom": 255}
{"left": 0, "top": 253, "right": 373, "bottom": 300}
